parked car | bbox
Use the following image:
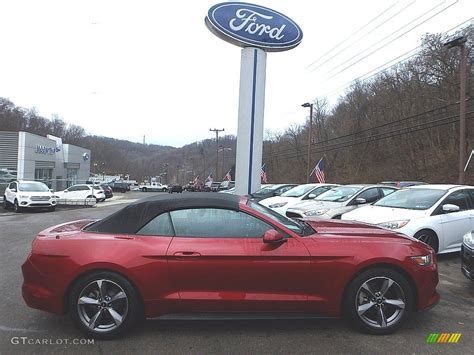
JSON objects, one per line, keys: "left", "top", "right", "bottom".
{"left": 259, "top": 183, "right": 338, "bottom": 215}
{"left": 168, "top": 184, "right": 183, "bottom": 193}
{"left": 285, "top": 185, "right": 397, "bottom": 220}
{"left": 140, "top": 182, "right": 168, "bottom": 192}
{"left": 219, "top": 187, "right": 236, "bottom": 194}
{"left": 100, "top": 184, "right": 114, "bottom": 199}
{"left": 379, "top": 181, "right": 427, "bottom": 188}
{"left": 461, "top": 230, "right": 474, "bottom": 281}
{"left": 22, "top": 193, "right": 439, "bottom": 339}
{"left": 3, "top": 180, "right": 56, "bottom": 212}
{"left": 55, "top": 184, "right": 106, "bottom": 202}
{"left": 342, "top": 184, "right": 474, "bottom": 253}
{"left": 108, "top": 181, "right": 129, "bottom": 193}
{"left": 217, "top": 180, "right": 235, "bottom": 191}
{"left": 250, "top": 183, "right": 298, "bottom": 201}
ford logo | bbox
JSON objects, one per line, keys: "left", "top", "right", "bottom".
{"left": 205, "top": 2, "right": 303, "bottom": 52}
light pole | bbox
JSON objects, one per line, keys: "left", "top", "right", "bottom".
{"left": 209, "top": 128, "right": 224, "bottom": 180}
{"left": 302, "top": 102, "right": 314, "bottom": 183}
{"left": 218, "top": 146, "right": 232, "bottom": 179}
{"left": 444, "top": 36, "right": 467, "bottom": 184}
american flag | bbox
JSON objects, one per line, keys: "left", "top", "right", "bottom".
{"left": 261, "top": 163, "right": 268, "bottom": 183}
{"left": 311, "top": 158, "right": 325, "bottom": 183}
{"left": 193, "top": 175, "right": 200, "bottom": 186}
{"left": 205, "top": 173, "right": 213, "bottom": 183}
{"left": 225, "top": 169, "right": 232, "bottom": 181}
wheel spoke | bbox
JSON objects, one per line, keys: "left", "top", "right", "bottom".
{"left": 357, "top": 301, "right": 375, "bottom": 316}
{"left": 107, "top": 308, "right": 123, "bottom": 326}
{"left": 361, "top": 282, "right": 375, "bottom": 298}
{"left": 78, "top": 296, "right": 99, "bottom": 305}
{"left": 110, "top": 291, "right": 126, "bottom": 303}
{"left": 88, "top": 310, "right": 103, "bottom": 329}
{"left": 377, "top": 307, "right": 388, "bottom": 327}
{"left": 384, "top": 298, "right": 405, "bottom": 309}
{"left": 380, "top": 278, "right": 394, "bottom": 297}
{"left": 96, "top": 280, "right": 108, "bottom": 298}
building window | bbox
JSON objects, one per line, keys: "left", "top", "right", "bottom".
{"left": 66, "top": 168, "right": 79, "bottom": 188}
{"left": 34, "top": 168, "right": 53, "bottom": 188}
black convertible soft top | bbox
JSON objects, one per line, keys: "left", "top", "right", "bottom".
{"left": 85, "top": 192, "right": 242, "bottom": 234}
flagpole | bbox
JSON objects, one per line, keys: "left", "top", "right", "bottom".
{"left": 309, "top": 157, "right": 322, "bottom": 178}
{"left": 464, "top": 149, "right": 474, "bottom": 172}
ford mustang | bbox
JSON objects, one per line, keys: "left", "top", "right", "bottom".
{"left": 22, "top": 193, "right": 439, "bottom": 339}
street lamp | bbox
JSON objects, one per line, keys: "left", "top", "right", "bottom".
{"left": 302, "top": 102, "right": 314, "bottom": 183}
{"left": 444, "top": 35, "right": 467, "bottom": 184}
{"left": 218, "top": 146, "right": 232, "bottom": 179}
{"left": 210, "top": 128, "right": 225, "bottom": 180}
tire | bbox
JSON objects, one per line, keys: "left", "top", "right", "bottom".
{"left": 343, "top": 267, "right": 413, "bottom": 335}
{"left": 161, "top": 188, "right": 166, "bottom": 192}
{"left": 13, "top": 199, "right": 22, "bottom": 213}
{"left": 142, "top": 187, "right": 147, "bottom": 192}
{"left": 69, "top": 271, "right": 141, "bottom": 340}
{"left": 414, "top": 230, "right": 439, "bottom": 253}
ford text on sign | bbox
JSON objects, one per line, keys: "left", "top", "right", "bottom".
{"left": 205, "top": 2, "right": 302, "bottom": 51}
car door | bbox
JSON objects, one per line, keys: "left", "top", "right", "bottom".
{"left": 434, "top": 189, "right": 472, "bottom": 251}
{"left": 166, "top": 208, "right": 312, "bottom": 313}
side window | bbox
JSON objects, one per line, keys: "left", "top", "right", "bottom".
{"left": 356, "top": 188, "right": 380, "bottom": 203}
{"left": 9, "top": 182, "right": 17, "bottom": 190}
{"left": 278, "top": 186, "right": 293, "bottom": 194}
{"left": 137, "top": 213, "right": 174, "bottom": 236}
{"left": 82, "top": 186, "right": 91, "bottom": 191}
{"left": 304, "top": 186, "right": 331, "bottom": 200}
{"left": 68, "top": 186, "right": 78, "bottom": 191}
{"left": 440, "top": 190, "right": 471, "bottom": 211}
{"left": 380, "top": 187, "right": 396, "bottom": 197}
{"left": 170, "top": 208, "right": 272, "bottom": 238}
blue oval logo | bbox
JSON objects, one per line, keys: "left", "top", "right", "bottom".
{"left": 205, "top": 2, "right": 303, "bottom": 52}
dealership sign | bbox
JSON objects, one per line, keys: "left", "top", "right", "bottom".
{"left": 35, "top": 145, "right": 56, "bottom": 155}
{"left": 205, "top": 2, "right": 302, "bottom": 51}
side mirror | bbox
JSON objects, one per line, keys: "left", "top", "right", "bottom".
{"left": 442, "top": 204, "right": 460, "bottom": 213}
{"left": 308, "top": 193, "right": 317, "bottom": 199}
{"left": 263, "top": 230, "right": 287, "bottom": 244}
{"left": 355, "top": 197, "right": 367, "bottom": 205}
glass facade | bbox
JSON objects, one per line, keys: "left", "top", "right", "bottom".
{"left": 34, "top": 168, "right": 53, "bottom": 188}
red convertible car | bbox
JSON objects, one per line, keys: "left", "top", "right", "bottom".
{"left": 22, "top": 193, "right": 439, "bottom": 339}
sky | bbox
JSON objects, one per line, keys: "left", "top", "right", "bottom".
{"left": 0, "top": 0, "right": 472, "bottom": 147}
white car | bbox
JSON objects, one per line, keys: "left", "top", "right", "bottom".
{"left": 341, "top": 184, "right": 474, "bottom": 254}
{"left": 55, "top": 184, "right": 106, "bottom": 202}
{"left": 3, "top": 180, "right": 56, "bottom": 212}
{"left": 259, "top": 183, "right": 338, "bottom": 215}
{"left": 285, "top": 184, "right": 397, "bottom": 219}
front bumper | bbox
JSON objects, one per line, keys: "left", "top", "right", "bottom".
{"left": 461, "top": 244, "right": 474, "bottom": 280}
{"left": 19, "top": 199, "right": 56, "bottom": 208}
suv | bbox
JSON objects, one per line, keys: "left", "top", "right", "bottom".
{"left": 55, "top": 184, "right": 106, "bottom": 202}
{"left": 3, "top": 180, "right": 56, "bottom": 212}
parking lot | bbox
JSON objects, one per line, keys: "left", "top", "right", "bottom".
{"left": 0, "top": 191, "right": 473, "bottom": 354}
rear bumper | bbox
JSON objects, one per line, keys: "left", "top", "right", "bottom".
{"left": 21, "top": 257, "right": 64, "bottom": 314}
{"left": 461, "top": 245, "right": 474, "bottom": 281}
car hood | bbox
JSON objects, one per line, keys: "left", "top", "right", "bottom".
{"left": 19, "top": 191, "right": 53, "bottom": 197}
{"left": 303, "top": 218, "right": 414, "bottom": 241}
{"left": 342, "top": 205, "right": 427, "bottom": 224}
{"left": 259, "top": 196, "right": 297, "bottom": 207}
{"left": 288, "top": 200, "right": 344, "bottom": 212}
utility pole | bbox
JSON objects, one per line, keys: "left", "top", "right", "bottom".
{"left": 209, "top": 128, "right": 224, "bottom": 181}
{"left": 302, "top": 102, "right": 314, "bottom": 183}
{"left": 445, "top": 36, "right": 467, "bottom": 184}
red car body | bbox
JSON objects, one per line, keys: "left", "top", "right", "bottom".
{"left": 22, "top": 194, "right": 439, "bottom": 334}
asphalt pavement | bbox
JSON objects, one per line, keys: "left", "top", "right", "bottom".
{"left": 0, "top": 191, "right": 473, "bottom": 354}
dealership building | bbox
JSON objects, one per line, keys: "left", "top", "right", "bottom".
{"left": 0, "top": 131, "right": 91, "bottom": 191}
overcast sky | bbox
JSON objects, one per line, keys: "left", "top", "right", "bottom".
{"left": 0, "top": 0, "right": 472, "bottom": 147}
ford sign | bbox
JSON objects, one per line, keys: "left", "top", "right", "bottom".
{"left": 205, "top": 2, "right": 302, "bottom": 52}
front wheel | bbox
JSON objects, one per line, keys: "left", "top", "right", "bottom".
{"left": 414, "top": 230, "right": 439, "bottom": 253}
{"left": 69, "top": 271, "right": 141, "bottom": 339}
{"left": 344, "top": 267, "right": 413, "bottom": 334}
{"left": 14, "top": 200, "right": 22, "bottom": 213}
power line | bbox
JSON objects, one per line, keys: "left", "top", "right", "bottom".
{"left": 327, "top": 0, "right": 459, "bottom": 79}
{"left": 306, "top": 1, "right": 402, "bottom": 71}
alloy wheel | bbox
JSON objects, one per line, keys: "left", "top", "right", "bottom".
{"left": 355, "top": 276, "right": 406, "bottom": 329}
{"left": 77, "top": 279, "right": 128, "bottom": 333}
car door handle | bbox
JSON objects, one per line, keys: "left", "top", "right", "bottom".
{"left": 173, "top": 251, "right": 201, "bottom": 257}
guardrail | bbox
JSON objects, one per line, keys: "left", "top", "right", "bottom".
{"left": 55, "top": 198, "right": 97, "bottom": 207}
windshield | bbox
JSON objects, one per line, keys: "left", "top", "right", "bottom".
{"left": 249, "top": 201, "right": 314, "bottom": 236}
{"left": 253, "top": 185, "right": 277, "bottom": 195}
{"left": 281, "top": 185, "right": 315, "bottom": 198}
{"left": 19, "top": 182, "right": 49, "bottom": 192}
{"left": 316, "top": 186, "right": 363, "bottom": 202}
{"left": 374, "top": 188, "right": 446, "bottom": 210}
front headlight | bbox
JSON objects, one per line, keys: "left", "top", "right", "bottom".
{"left": 463, "top": 231, "right": 474, "bottom": 249}
{"left": 377, "top": 220, "right": 410, "bottom": 230}
{"left": 304, "top": 209, "right": 329, "bottom": 216}
{"left": 19, "top": 195, "right": 29, "bottom": 199}
{"left": 411, "top": 254, "right": 433, "bottom": 266}
{"left": 269, "top": 202, "right": 288, "bottom": 208}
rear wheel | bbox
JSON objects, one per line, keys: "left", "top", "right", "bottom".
{"left": 344, "top": 267, "right": 413, "bottom": 334}
{"left": 414, "top": 230, "right": 439, "bottom": 253}
{"left": 69, "top": 271, "right": 141, "bottom": 339}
